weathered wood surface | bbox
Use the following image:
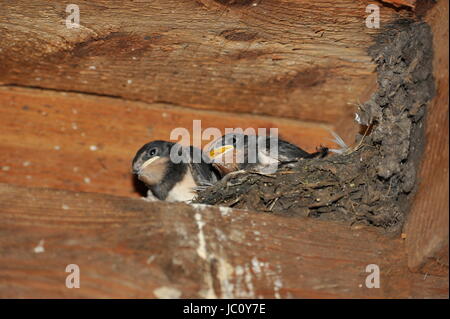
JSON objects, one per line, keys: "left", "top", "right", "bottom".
{"left": 0, "top": 0, "right": 446, "bottom": 299}
{"left": 0, "top": 86, "right": 337, "bottom": 198}
{"left": 380, "top": 0, "right": 416, "bottom": 9}
{"left": 0, "top": 183, "right": 447, "bottom": 298}
{"left": 405, "top": 0, "right": 449, "bottom": 276}
{"left": 0, "top": 0, "right": 410, "bottom": 127}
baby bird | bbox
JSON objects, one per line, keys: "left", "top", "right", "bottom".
{"left": 207, "top": 133, "right": 328, "bottom": 175}
{"left": 132, "top": 141, "right": 219, "bottom": 202}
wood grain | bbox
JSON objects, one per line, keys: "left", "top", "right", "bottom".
{"left": 0, "top": 86, "right": 336, "bottom": 198}
{"left": 380, "top": 0, "right": 416, "bottom": 8}
{"left": 405, "top": 0, "right": 449, "bottom": 276}
{"left": 0, "top": 183, "right": 447, "bottom": 298}
{"left": 0, "top": 0, "right": 411, "bottom": 125}
{"left": 0, "top": 0, "right": 445, "bottom": 298}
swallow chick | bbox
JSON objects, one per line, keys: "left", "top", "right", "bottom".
{"left": 132, "top": 141, "right": 219, "bottom": 202}
{"left": 208, "top": 133, "right": 328, "bottom": 176}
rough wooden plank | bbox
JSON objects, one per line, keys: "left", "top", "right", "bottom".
{"left": 0, "top": 183, "right": 447, "bottom": 298}
{"left": 405, "top": 0, "right": 449, "bottom": 276}
{"left": 380, "top": 0, "right": 416, "bottom": 9}
{"left": 0, "top": 0, "right": 411, "bottom": 125}
{"left": 0, "top": 86, "right": 336, "bottom": 198}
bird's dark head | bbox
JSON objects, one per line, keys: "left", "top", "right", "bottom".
{"left": 208, "top": 133, "right": 253, "bottom": 175}
{"left": 208, "top": 133, "right": 245, "bottom": 161}
{"left": 132, "top": 140, "right": 176, "bottom": 185}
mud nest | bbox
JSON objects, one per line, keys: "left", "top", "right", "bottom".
{"left": 196, "top": 20, "right": 435, "bottom": 233}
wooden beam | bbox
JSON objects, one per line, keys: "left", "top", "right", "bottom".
{"left": 379, "top": 0, "right": 416, "bottom": 9}
{"left": 0, "top": 183, "right": 447, "bottom": 298}
{"left": 0, "top": 86, "right": 336, "bottom": 198}
{"left": 405, "top": 0, "right": 449, "bottom": 276}
{"left": 0, "top": 0, "right": 411, "bottom": 126}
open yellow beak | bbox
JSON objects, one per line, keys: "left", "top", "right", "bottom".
{"left": 141, "top": 156, "right": 160, "bottom": 169}
{"left": 209, "top": 145, "right": 234, "bottom": 159}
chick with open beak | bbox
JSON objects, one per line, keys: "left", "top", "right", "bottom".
{"left": 132, "top": 140, "right": 219, "bottom": 202}
{"left": 208, "top": 133, "right": 328, "bottom": 176}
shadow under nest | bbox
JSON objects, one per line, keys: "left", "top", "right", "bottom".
{"left": 195, "top": 20, "right": 435, "bottom": 233}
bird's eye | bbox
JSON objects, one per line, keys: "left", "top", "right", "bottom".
{"left": 149, "top": 148, "right": 157, "bottom": 156}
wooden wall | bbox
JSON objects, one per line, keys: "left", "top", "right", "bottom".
{"left": 405, "top": 0, "right": 449, "bottom": 276}
{"left": 0, "top": 0, "right": 448, "bottom": 298}
{"left": 0, "top": 0, "right": 411, "bottom": 198}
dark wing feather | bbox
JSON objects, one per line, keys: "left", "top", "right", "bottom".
{"left": 258, "top": 137, "right": 312, "bottom": 162}
{"left": 186, "top": 146, "right": 220, "bottom": 186}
